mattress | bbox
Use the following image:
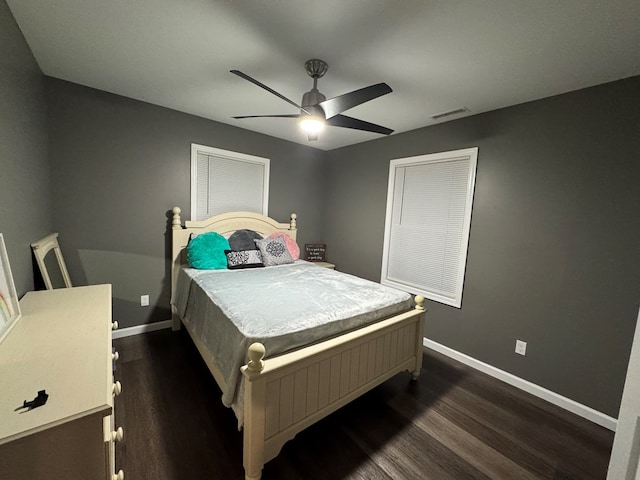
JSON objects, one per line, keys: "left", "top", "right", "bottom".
{"left": 172, "top": 260, "right": 412, "bottom": 423}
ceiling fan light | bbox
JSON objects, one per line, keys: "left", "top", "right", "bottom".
{"left": 300, "top": 115, "right": 325, "bottom": 134}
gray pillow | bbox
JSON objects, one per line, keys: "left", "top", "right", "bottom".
{"left": 228, "top": 229, "right": 262, "bottom": 250}
{"left": 254, "top": 236, "right": 294, "bottom": 266}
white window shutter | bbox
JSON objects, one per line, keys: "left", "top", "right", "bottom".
{"left": 191, "top": 144, "right": 269, "bottom": 221}
{"left": 381, "top": 148, "right": 478, "bottom": 308}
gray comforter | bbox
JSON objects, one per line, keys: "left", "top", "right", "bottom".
{"left": 172, "top": 261, "right": 412, "bottom": 423}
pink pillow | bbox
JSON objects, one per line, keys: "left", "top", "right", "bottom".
{"left": 268, "top": 232, "right": 300, "bottom": 260}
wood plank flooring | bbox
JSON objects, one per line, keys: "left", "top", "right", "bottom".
{"left": 113, "top": 329, "right": 614, "bottom": 479}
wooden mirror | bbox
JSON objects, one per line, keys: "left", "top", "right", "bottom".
{"left": 31, "top": 233, "right": 72, "bottom": 289}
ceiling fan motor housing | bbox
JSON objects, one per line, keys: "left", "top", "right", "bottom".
{"left": 301, "top": 89, "right": 326, "bottom": 118}
{"left": 302, "top": 59, "right": 328, "bottom": 118}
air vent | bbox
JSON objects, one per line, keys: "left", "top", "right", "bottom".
{"left": 431, "top": 107, "right": 470, "bottom": 120}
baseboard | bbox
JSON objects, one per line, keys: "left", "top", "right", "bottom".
{"left": 423, "top": 338, "right": 618, "bottom": 431}
{"left": 112, "top": 319, "right": 172, "bottom": 339}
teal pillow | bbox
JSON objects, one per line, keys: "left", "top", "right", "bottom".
{"left": 187, "top": 232, "right": 230, "bottom": 269}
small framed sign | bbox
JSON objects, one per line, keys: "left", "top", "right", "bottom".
{"left": 304, "top": 243, "right": 327, "bottom": 262}
{"left": 0, "top": 233, "right": 21, "bottom": 344}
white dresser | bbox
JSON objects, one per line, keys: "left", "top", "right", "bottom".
{"left": 0, "top": 284, "right": 124, "bottom": 480}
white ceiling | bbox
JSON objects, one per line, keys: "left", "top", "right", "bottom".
{"left": 7, "top": 0, "right": 640, "bottom": 151}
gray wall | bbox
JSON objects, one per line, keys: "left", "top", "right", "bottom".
{"left": 323, "top": 76, "right": 640, "bottom": 418}
{"left": 0, "top": 0, "right": 52, "bottom": 296}
{"left": 45, "top": 78, "right": 326, "bottom": 328}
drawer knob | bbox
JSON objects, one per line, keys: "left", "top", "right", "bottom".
{"left": 112, "top": 321, "right": 119, "bottom": 330}
{"left": 111, "top": 426, "right": 124, "bottom": 442}
{"left": 112, "top": 350, "right": 120, "bottom": 361}
{"left": 112, "top": 470, "right": 125, "bottom": 480}
{"left": 112, "top": 381, "right": 122, "bottom": 396}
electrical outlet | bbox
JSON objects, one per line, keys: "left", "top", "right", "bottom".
{"left": 140, "top": 295, "right": 149, "bottom": 307}
{"left": 515, "top": 339, "right": 527, "bottom": 356}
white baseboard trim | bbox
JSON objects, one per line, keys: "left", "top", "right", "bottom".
{"left": 423, "top": 338, "right": 618, "bottom": 431}
{"left": 112, "top": 319, "right": 173, "bottom": 339}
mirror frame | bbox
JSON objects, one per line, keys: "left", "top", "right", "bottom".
{"left": 0, "top": 233, "right": 21, "bottom": 344}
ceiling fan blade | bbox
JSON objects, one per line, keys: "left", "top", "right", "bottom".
{"left": 230, "top": 70, "right": 310, "bottom": 115}
{"left": 319, "top": 83, "right": 392, "bottom": 119}
{"left": 232, "top": 114, "right": 300, "bottom": 119}
{"left": 326, "top": 114, "right": 393, "bottom": 135}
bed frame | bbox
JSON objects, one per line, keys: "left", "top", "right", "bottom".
{"left": 170, "top": 207, "right": 426, "bottom": 480}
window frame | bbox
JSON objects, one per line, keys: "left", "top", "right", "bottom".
{"left": 190, "top": 143, "right": 270, "bottom": 221}
{"left": 380, "top": 147, "right": 478, "bottom": 308}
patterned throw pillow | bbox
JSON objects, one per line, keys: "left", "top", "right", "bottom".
{"left": 267, "top": 232, "right": 300, "bottom": 260}
{"left": 225, "top": 250, "right": 264, "bottom": 269}
{"left": 254, "top": 236, "right": 294, "bottom": 267}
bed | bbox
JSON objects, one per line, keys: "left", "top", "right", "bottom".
{"left": 169, "top": 207, "right": 425, "bottom": 480}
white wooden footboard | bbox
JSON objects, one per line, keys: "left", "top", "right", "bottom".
{"left": 240, "top": 296, "right": 425, "bottom": 480}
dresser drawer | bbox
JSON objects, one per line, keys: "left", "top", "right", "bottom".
{"left": 0, "top": 412, "right": 108, "bottom": 479}
{"left": 103, "top": 413, "right": 125, "bottom": 480}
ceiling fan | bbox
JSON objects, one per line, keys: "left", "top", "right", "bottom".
{"left": 230, "top": 59, "right": 394, "bottom": 141}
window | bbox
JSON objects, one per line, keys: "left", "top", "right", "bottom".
{"left": 381, "top": 147, "right": 478, "bottom": 308}
{"left": 191, "top": 144, "right": 269, "bottom": 221}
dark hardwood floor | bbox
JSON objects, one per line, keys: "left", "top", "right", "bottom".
{"left": 113, "top": 329, "right": 613, "bottom": 479}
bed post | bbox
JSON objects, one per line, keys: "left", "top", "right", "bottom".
{"left": 171, "top": 207, "right": 183, "bottom": 331}
{"left": 289, "top": 213, "right": 297, "bottom": 233}
{"left": 172, "top": 206, "right": 182, "bottom": 230}
{"left": 412, "top": 295, "right": 426, "bottom": 380}
{"left": 241, "top": 343, "right": 267, "bottom": 480}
